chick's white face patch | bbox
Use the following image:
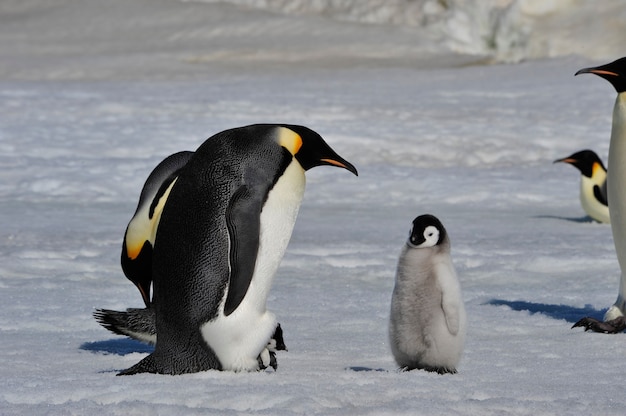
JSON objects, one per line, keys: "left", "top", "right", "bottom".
{"left": 408, "top": 225, "right": 440, "bottom": 248}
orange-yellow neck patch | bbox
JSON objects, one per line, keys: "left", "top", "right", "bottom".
{"left": 592, "top": 162, "right": 606, "bottom": 179}
{"left": 126, "top": 241, "right": 144, "bottom": 260}
{"left": 125, "top": 177, "right": 179, "bottom": 260}
{"left": 276, "top": 127, "right": 303, "bottom": 156}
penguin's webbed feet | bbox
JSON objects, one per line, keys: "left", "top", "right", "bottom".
{"left": 572, "top": 316, "right": 626, "bottom": 334}
{"left": 398, "top": 365, "right": 457, "bottom": 375}
{"left": 257, "top": 348, "right": 278, "bottom": 371}
{"left": 256, "top": 323, "right": 288, "bottom": 371}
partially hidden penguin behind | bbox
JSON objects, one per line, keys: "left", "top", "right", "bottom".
{"left": 94, "top": 124, "right": 358, "bottom": 374}
{"left": 573, "top": 57, "right": 626, "bottom": 333}
{"left": 120, "top": 150, "right": 195, "bottom": 307}
{"left": 554, "top": 149, "right": 609, "bottom": 224}
{"left": 389, "top": 214, "right": 466, "bottom": 374}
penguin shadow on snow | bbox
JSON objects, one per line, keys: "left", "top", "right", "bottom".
{"left": 532, "top": 214, "right": 601, "bottom": 224}
{"left": 80, "top": 338, "right": 154, "bottom": 356}
{"left": 486, "top": 299, "right": 606, "bottom": 324}
{"left": 346, "top": 366, "right": 388, "bottom": 372}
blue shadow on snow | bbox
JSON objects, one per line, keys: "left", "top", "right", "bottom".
{"left": 486, "top": 299, "right": 606, "bottom": 324}
{"left": 80, "top": 338, "right": 154, "bottom": 356}
{"left": 347, "top": 366, "right": 388, "bottom": 372}
{"left": 532, "top": 214, "right": 599, "bottom": 224}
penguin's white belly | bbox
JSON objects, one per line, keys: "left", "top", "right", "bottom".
{"left": 606, "top": 94, "right": 626, "bottom": 319}
{"left": 580, "top": 177, "right": 610, "bottom": 224}
{"left": 201, "top": 161, "right": 306, "bottom": 371}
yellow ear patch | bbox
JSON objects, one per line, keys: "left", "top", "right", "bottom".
{"left": 592, "top": 162, "right": 604, "bottom": 178}
{"left": 276, "top": 127, "right": 303, "bottom": 155}
{"left": 125, "top": 177, "right": 179, "bottom": 260}
{"left": 126, "top": 241, "right": 144, "bottom": 260}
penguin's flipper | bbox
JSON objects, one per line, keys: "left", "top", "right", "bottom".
{"left": 594, "top": 184, "right": 608, "bottom": 206}
{"left": 441, "top": 300, "right": 461, "bottom": 336}
{"left": 571, "top": 316, "right": 626, "bottom": 333}
{"left": 223, "top": 185, "right": 262, "bottom": 316}
{"left": 438, "top": 264, "right": 461, "bottom": 336}
{"left": 93, "top": 307, "right": 157, "bottom": 345}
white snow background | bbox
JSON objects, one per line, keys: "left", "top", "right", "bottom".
{"left": 2, "top": 0, "right": 626, "bottom": 414}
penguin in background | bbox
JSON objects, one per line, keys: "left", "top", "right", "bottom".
{"left": 554, "top": 149, "right": 609, "bottom": 224}
{"left": 573, "top": 58, "right": 626, "bottom": 333}
{"left": 389, "top": 214, "right": 466, "bottom": 374}
{"left": 96, "top": 151, "right": 194, "bottom": 346}
{"left": 95, "top": 124, "right": 358, "bottom": 374}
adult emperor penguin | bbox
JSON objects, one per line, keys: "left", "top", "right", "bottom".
{"left": 97, "top": 124, "right": 358, "bottom": 374}
{"left": 121, "top": 150, "right": 194, "bottom": 306}
{"left": 573, "top": 57, "right": 626, "bottom": 333}
{"left": 554, "top": 149, "right": 609, "bottom": 224}
{"left": 389, "top": 214, "right": 466, "bottom": 373}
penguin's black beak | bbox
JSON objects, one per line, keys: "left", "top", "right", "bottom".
{"left": 553, "top": 157, "right": 576, "bottom": 165}
{"left": 575, "top": 67, "right": 619, "bottom": 78}
{"left": 575, "top": 57, "right": 626, "bottom": 93}
{"left": 287, "top": 124, "right": 359, "bottom": 175}
{"left": 135, "top": 281, "right": 152, "bottom": 308}
{"left": 319, "top": 157, "right": 358, "bottom": 176}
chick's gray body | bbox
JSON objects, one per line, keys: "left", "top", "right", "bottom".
{"left": 389, "top": 215, "right": 466, "bottom": 374}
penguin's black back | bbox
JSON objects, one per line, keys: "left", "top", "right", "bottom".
{"left": 152, "top": 125, "right": 291, "bottom": 330}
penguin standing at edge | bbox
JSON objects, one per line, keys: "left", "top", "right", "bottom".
{"left": 96, "top": 124, "right": 357, "bottom": 374}
{"left": 554, "top": 149, "right": 609, "bottom": 224}
{"left": 573, "top": 57, "right": 626, "bottom": 333}
{"left": 389, "top": 214, "right": 466, "bottom": 374}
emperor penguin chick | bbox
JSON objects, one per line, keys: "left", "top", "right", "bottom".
{"left": 389, "top": 214, "right": 466, "bottom": 374}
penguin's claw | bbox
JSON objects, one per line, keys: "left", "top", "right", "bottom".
{"left": 572, "top": 316, "right": 626, "bottom": 333}
{"left": 256, "top": 323, "right": 286, "bottom": 371}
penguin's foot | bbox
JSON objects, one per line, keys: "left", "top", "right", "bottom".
{"left": 257, "top": 348, "right": 278, "bottom": 371}
{"left": 256, "top": 323, "right": 287, "bottom": 371}
{"left": 422, "top": 365, "right": 457, "bottom": 375}
{"left": 399, "top": 365, "right": 457, "bottom": 375}
{"left": 571, "top": 316, "right": 626, "bottom": 334}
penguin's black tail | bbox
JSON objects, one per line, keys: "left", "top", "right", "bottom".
{"left": 93, "top": 307, "right": 157, "bottom": 345}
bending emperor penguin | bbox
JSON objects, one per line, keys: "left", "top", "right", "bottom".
{"left": 97, "top": 124, "right": 358, "bottom": 375}
{"left": 121, "top": 151, "right": 194, "bottom": 307}
{"left": 573, "top": 58, "right": 626, "bottom": 333}
{"left": 554, "top": 150, "right": 609, "bottom": 224}
{"left": 389, "top": 214, "right": 466, "bottom": 374}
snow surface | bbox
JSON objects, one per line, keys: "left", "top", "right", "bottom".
{"left": 2, "top": 0, "right": 626, "bottom": 415}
